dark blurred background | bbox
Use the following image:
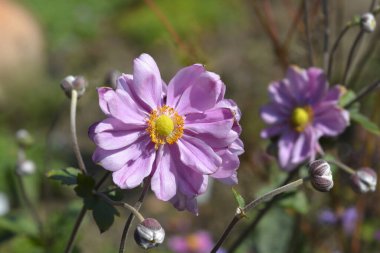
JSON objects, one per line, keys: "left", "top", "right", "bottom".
{"left": 0, "top": 0, "right": 380, "bottom": 252}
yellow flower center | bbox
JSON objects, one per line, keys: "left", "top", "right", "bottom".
{"left": 147, "top": 105, "right": 184, "bottom": 149}
{"left": 291, "top": 106, "right": 313, "bottom": 132}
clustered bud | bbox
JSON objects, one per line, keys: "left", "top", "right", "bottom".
{"left": 16, "top": 129, "right": 34, "bottom": 148}
{"left": 60, "top": 75, "right": 88, "bottom": 98}
{"left": 134, "top": 218, "right": 165, "bottom": 249}
{"left": 350, "top": 167, "right": 377, "bottom": 193}
{"left": 308, "top": 159, "right": 334, "bottom": 192}
{"left": 360, "top": 13, "right": 376, "bottom": 33}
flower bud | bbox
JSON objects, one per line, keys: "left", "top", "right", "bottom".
{"left": 308, "top": 159, "right": 334, "bottom": 192}
{"left": 360, "top": 13, "right": 376, "bottom": 33}
{"left": 104, "top": 70, "right": 121, "bottom": 89}
{"left": 17, "top": 159, "right": 36, "bottom": 176}
{"left": 134, "top": 218, "right": 165, "bottom": 249}
{"left": 350, "top": 167, "right": 377, "bottom": 193}
{"left": 15, "top": 129, "right": 34, "bottom": 148}
{"left": 60, "top": 75, "right": 88, "bottom": 98}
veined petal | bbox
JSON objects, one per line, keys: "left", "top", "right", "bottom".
{"left": 212, "top": 149, "right": 240, "bottom": 185}
{"left": 151, "top": 146, "right": 177, "bottom": 201}
{"left": 313, "top": 105, "right": 349, "bottom": 136}
{"left": 260, "top": 124, "right": 288, "bottom": 139}
{"left": 89, "top": 119, "right": 146, "bottom": 150}
{"left": 92, "top": 135, "right": 152, "bottom": 171}
{"left": 290, "top": 127, "right": 316, "bottom": 164}
{"left": 169, "top": 191, "right": 199, "bottom": 215}
{"left": 112, "top": 142, "right": 156, "bottom": 189}
{"left": 174, "top": 71, "right": 225, "bottom": 115}
{"left": 278, "top": 129, "right": 298, "bottom": 170}
{"left": 286, "top": 66, "right": 309, "bottom": 104}
{"left": 307, "top": 67, "right": 328, "bottom": 105}
{"left": 166, "top": 64, "right": 205, "bottom": 108}
{"left": 177, "top": 135, "right": 222, "bottom": 175}
{"left": 268, "top": 80, "right": 296, "bottom": 109}
{"left": 260, "top": 103, "right": 288, "bottom": 125}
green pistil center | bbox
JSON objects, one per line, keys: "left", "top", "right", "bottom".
{"left": 155, "top": 115, "right": 174, "bottom": 137}
{"left": 291, "top": 106, "right": 313, "bottom": 132}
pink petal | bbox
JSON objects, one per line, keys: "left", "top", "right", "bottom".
{"left": 169, "top": 191, "right": 199, "bottom": 215}
{"left": 151, "top": 146, "right": 177, "bottom": 201}
{"left": 260, "top": 103, "right": 288, "bottom": 125}
{"left": 212, "top": 149, "right": 240, "bottom": 184}
{"left": 112, "top": 142, "right": 156, "bottom": 189}
{"left": 177, "top": 135, "right": 222, "bottom": 175}
{"left": 313, "top": 105, "right": 349, "bottom": 136}
{"left": 260, "top": 124, "right": 288, "bottom": 138}
{"left": 278, "top": 129, "right": 298, "bottom": 170}
{"left": 307, "top": 67, "right": 328, "bottom": 105}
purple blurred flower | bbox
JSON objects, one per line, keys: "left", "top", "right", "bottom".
{"left": 318, "top": 209, "right": 338, "bottom": 225}
{"left": 89, "top": 54, "right": 243, "bottom": 213}
{"left": 374, "top": 230, "right": 380, "bottom": 241}
{"left": 260, "top": 66, "right": 349, "bottom": 170}
{"left": 168, "top": 230, "right": 225, "bottom": 253}
{"left": 342, "top": 207, "right": 358, "bottom": 235}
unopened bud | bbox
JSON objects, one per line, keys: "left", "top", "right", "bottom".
{"left": 134, "top": 218, "right": 165, "bottom": 249}
{"left": 309, "top": 159, "right": 334, "bottom": 192}
{"left": 104, "top": 70, "right": 121, "bottom": 89}
{"left": 60, "top": 75, "right": 88, "bottom": 98}
{"left": 361, "top": 13, "right": 376, "bottom": 33}
{"left": 17, "top": 160, "right": 36, "bottom": 176}
{"left": 350, "top": 167, "right": 377, "bottom": 193}
{"left": 15, "top": 129, "right": 34, "bottom": 148}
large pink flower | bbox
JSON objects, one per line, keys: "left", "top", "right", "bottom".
{"left": 260, "top": 66, "right": 349, "bottom": 170}
{"left": 89, "top": 54, "right": 243, "bottom": 214}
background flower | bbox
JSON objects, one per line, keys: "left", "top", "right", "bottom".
{"left": 260, "top": 66, "right": 349, "bottom": 170}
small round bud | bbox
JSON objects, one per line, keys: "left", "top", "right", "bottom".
{"left": 350, "top": 167, "right": 377, "bottom": 193}
{"left": 60, "top": 75, "right": 88, "bottom": 98}
{"left": 309, "top": 159, "right": 334, "bottom": 192}
{"left": 17, "top": 159, "right": 36, "bottom": 176}
{"left": 134, "top": 218, "right": 165, "bottom": 249}
{"left": 361, "top": 13, "right": 376, "bottom": 33}
{"left": 104, "top": 70, "right": 121, "bottom": 89}
{"left": 15, "top": 129, "right": 34, "bottom": 148}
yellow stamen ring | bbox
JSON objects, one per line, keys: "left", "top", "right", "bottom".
{"left": 147, "top": 105, "right": 184, "bottom": 149}
{"left": 291, "top": 106, "right": 313, "bottom": 132}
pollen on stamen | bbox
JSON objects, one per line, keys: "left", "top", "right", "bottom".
{"left": 146, "top": 105, "right": 184, "bottom": 149}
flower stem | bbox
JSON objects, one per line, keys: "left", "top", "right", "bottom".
{"left": 70, "top": 89, "right": 87, "bottom": 175}
{"left": 344, "top": 79, "right": 380, "bottom": 108}
{"left": 327, "top": 159, "right": 355, "bottom": 175}
{"left": 322, "top": 0, "right": 329, "bottom": 70}
{"left": 211, "top": 177, "right": 305, "bottom": 253}
{"left": 119, "top": 176, "right": 151, "bottom": 253}
{"left": 327, "top": 23, "right": 356, "bottom": 80}
{"left": 64, "top": 172, "right": 110, "bottom": 253}
{"left": 342, "top": 30, "right": 365, "bottom": 87}
{"left": 95, "top": 192, "right": 145, "bottom": 222}
{"left": 303, "top": 0, "right": 314, "bottom": 66}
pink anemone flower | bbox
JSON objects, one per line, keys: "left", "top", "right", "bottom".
{"left": 89, "top": 54, "right": 243, "bottom": 214}
{"left": 260, "top": 66, "right": 349, "bottom": 170}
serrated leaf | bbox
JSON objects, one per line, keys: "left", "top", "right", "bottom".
{"left": 350, "top": 110, "right": 380, "bottom": 136}
{"left": 232, "top": 188, "right": 245, "bottom": 208}
{"left": 339, "top": 89, "right": 356, "bottom": 107}
{"left": 46, "top": 167, "right": 80, "bottom": 185}
{"left": 74, "top": 174, "right": 96, "bottom": 209}
{"left": 92, "top": 199, "right": 119, "bottom": 233}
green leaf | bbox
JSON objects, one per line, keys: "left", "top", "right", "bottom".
{"left": 280, "top": 191, "right": 309, "bottom": 214}
{"left": 46, "top": 167, "right": 80, "bottom": 185}
{"left": 92, "top": 199, "right": 119, "bottom": 233}
{"left": 339, "top": 89, "right": 356, "bottom": 107}
{"left": 232, "top": 188, "right": 245, "bottom": 208}
{"left": 350, "top": 110, "right": 380, "bottom": 136}
{"left": 74, "top": 174, "right": 96, "bottom": 209}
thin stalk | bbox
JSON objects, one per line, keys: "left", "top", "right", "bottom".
{"left": 96, "top": 192, "right": 145, "bottom": 222}
{"left": 119, "top": 176, "right": 152, "bottom": 253}
{"left": 63, "top": 172, "right": 110, "bottom": 253}
{"left": 344, "top": 79, "right": 380, "bottom": 108}
{"left": 327, "top": 24, "right": 355, "bottom": 80}
{"left": 70, "top": 89, "right": 87, "bottom": 174}
{"left": 322, "top": 0, "right": 329, "bottom": 70}
{"left": 328, "top": 160, "right": 355, "bottom": 175}
{"left": 211, "top": 178, "right": 305, "bottom": 253}
{"left": 303, "top": 0, "right": 314, "bottom": 66}
{"left": 342, "top": 30, "right": 365, "bottom": 86}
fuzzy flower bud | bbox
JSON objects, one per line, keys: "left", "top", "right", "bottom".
{"left": 309, "top": 159, "right": 334, "bottom": 192}
{"left": 361, "top": 13, "right": 376, "bottom": 33}
{"left": 134, "top": 218, "right": 165, "bottom": 249}
{"left": 60, "top": 75, "right": 88, "bottom": 98}
{"left": 17, "top": 159, "right": 36, "bottom": 176}
{"left": 15, "top": 129, "right": 34, "bottom": 148}
{"left": 350, "top": 167, "right": 377, "bottom": 193}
